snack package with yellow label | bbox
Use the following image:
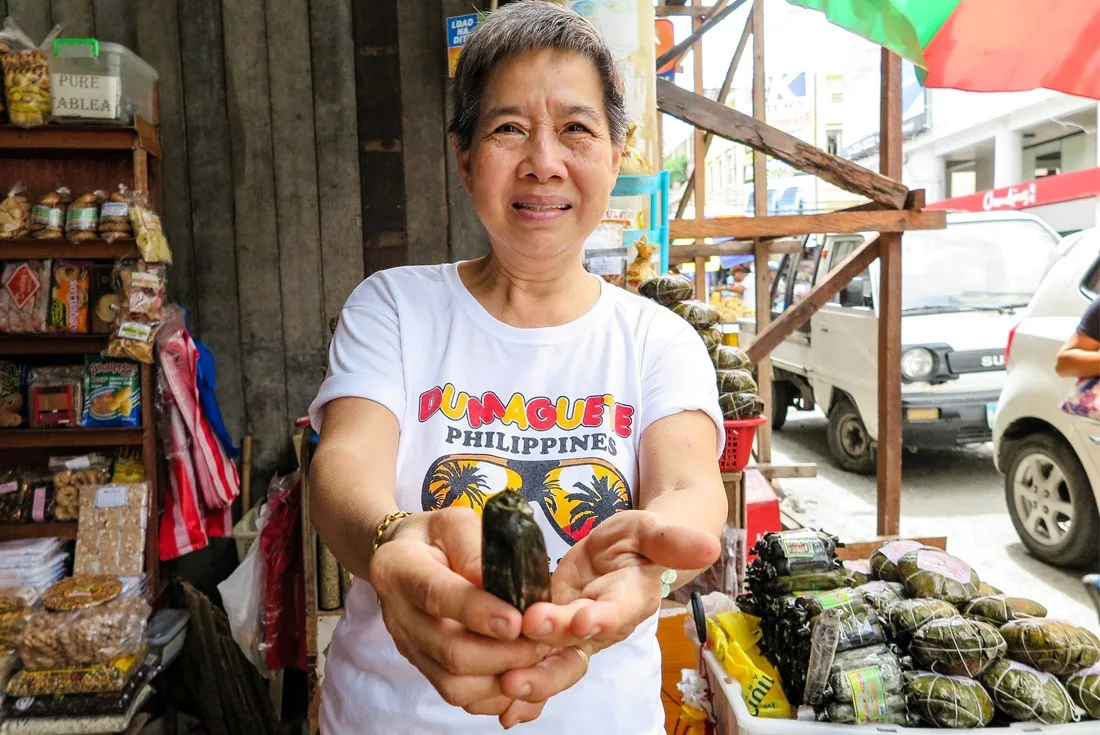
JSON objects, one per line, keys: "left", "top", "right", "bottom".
{"left": 706, "top": 611, "right": 792, "bottom": 719}
{"left": 82, "top": 356, "right": 141, "bottom": 428}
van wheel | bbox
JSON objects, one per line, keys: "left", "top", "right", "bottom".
{"left": 827, "top": 399, "right": 876, "bottom": 475}
{"left": 772, "top": 383, "right": 789, "bottom": 431}
{"left": 1003, "top": 433, "right": 1100, "bottom": 569}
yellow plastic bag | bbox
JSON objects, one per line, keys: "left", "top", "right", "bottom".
{"left": 674, "top": 703, "right": 709, "bottom": 735}
{"left": 708, "top": 611, "right": 792, "bottom": 719}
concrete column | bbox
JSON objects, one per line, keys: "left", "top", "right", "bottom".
{"left": 994, "top": 128, "right": 1023, "bottom": 188}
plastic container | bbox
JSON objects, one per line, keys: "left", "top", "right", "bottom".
{"left": 148, "top": 608, "right": 189, "bottom": 667}
{"left": 703, "top": 649, "right": 1100, "bottom": 735}
{"left": 719, "top": 417, "right": 767, "bottom": 472}
{"left": 49, "top": 39, "right": 158, "bottom": 124}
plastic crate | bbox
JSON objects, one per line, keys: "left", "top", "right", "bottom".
{"left": 703, "top": 650, "right": 1100, "bottom": 735}
{"left": 719, "top": 417, "right": 766, "bottom": 472}
{"left": 233, "top": 505, "right": 261, "bottom": 563}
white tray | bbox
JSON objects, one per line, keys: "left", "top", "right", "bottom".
{"left": 703, "top": 650, "right": 1100, "bottom": 735}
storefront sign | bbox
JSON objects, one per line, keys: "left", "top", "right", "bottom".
{"left": 446, "top": 13, "right": 479, "bottom": 78}
{"left": 929, "top": 167, "right": 1100, "bottom": 213}
{"left": 655, "top": 18, "right": 675, "bottom": 81}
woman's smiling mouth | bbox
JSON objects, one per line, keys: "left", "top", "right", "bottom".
{"left": 512, "top": 197, "right": 573, "bottom": 221}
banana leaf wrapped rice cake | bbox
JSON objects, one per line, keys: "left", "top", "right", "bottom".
{"left": 840, "top": 559, "right": 872, "bottom": 587}
{"left": 716, "top": 369, "right": 757, "bottom": 395}
{"left": 906, "top": 671, "right": 995, "bottom": 728}
{"left": 638, "top": 275, "right": 692, "bottom": 306}
{"left": 870, "top": 539, "right": 929, "bottom": 583}
{"left": 1001, "top": 618, "right": 1100, "bottom": 676}
{"left": 856, "top": 581, "right": 906, "bottom": 615}
{"left": 898, "top": 548, "right": 981, "bottom": 603}
{"left": 825, "top": 694, "right": 910, "bottom": 726}
{"left": 815, "top": 603, "right": 888, "bottom": 653}
{"left": 720, "top": 392, "right": 765, "bottom": 420}
{"left": 1064, "top": 664, "right": 1100, "bottom": 718}
{"left": 910, "top": 617, "right": 1006, "bottom": 677}
{"left": 963, "top": 595, "right": 1047, "bottom": 626}
{"left": 671, "top": 300, "right": 719, "bottom": 329}
{"left": 753, "top": 530, "right": 839, "bottom": 576}
{"left": 713, "top": 345, "right": 751, "bottom": 371}
{"left": 980, "top": 658, "right": 1080, "bottom": 724}
{"left": 697, "top": 326, "right": 722, "bottom": 353}
{"left": 887, "top": 598, "right": 960, "bottom": 646}
{"left": 796, "top": 588, "right": 862, "bottom": 617}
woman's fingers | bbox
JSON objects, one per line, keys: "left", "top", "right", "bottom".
{"left": 416, "top": 614, "right": 551, "bottom": 676}
{"left": 499, "top": 699, "right": 548, "bottom": 729}
{"left": 410, "top": 651, "right": 504, "bottom": 708}
{"left": 463, "top": 695, "right": 514, "bottom": 717}
{"left": 500, "top": 646, "right": 588, "bottom": 703}
{"left": 633, "top": 514, "right": 721, "bottom": 572}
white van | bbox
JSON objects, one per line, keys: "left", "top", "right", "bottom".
{"left": 739, "top": 211, "right": 1062, "bottom": 474}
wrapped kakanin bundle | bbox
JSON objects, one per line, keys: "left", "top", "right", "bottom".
{"left": 898, "top": 548, "right": 981, "bottom": 604}
{"left": 910, "top": 617, "right": 1006, "bottom": 677}
{"left": 713, "top": 345, "right": 751, "bottom": 371}
{"left": 481, "top": 490, "right": 550, "bottom": 612}
{"left": 638, "top": 275, "right": 692, "bottom": 306}
{"left": 855, "top": 581, "right": 906, "bottom": 615}
{"left": 1001, "top": 618, "right": 1100, "bottom": 676}
{"left": 697, "top": 326, "right": 721, "bottom": 353}
{"left": 753, "top": 530, "right": 839, "bottom": 577}
{"left": 720, "top": 392, "right": 764, "bottom": 420}
{"left": 963, "top": 594, "right": 1047, "bottom": 626}
{"left": 716, "top": 369, "right": 757, "bottom": 395}
{"left": 671, "top": 300, "right": 719, "bottom": 329}
{"left": 1064, "top": 664, "right": 1100, "bottom": 718}
{"left": 906, "top": 671, "right": 995, "bottom": 728}
{"left": 887, "top": 598, "right": 959, "bottom": 646}
{"left": 981, "top": 658, "right": 1081, "bottom": 724}
{"left": 870, "top": 538, "right": 928, "bottom": 582}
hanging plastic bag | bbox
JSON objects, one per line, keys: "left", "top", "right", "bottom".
{"left": 259, "top": 472, "right": 306, "bottom": 671}
{"left": 218, "top": 501, "right": 271, "bottom": 677}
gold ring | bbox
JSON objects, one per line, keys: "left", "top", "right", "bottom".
{"left": 570, "top": 646, "right": 589, "bottom": 676}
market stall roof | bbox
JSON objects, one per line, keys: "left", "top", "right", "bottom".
{"left": 789, "top": 0, "right": 1100, "bottom": 100}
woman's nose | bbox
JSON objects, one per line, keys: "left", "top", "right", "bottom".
{"left": 519, "top": 134, "right": 567, "bottom": 183}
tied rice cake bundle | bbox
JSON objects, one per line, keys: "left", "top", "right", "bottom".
{"left": 754, "top": 529, "right": 839, "bottom": 577}
{"left": 981, "top": 658, "right": 1080, "bottom": 724}
{"left": 841, "top": 559, "right": 872, "bottom": 587}
{"left": 697, "top": 326, "right": 722, "bottom": 353}
{"left": 638, "top": 275, "right": 692, "bottom": 306}
{"left": 1001, "top": 618, "right": 1100, "bottom": 676}
{"left": 856, "top": 581, "right": 906, "bottom": 615}
{"left": 720, "top": 392, "right": 764, "bottom": 420}
{"left": 871, "top": 539, "right": 930, "bottom": 583}
{"left": 713, "top": 345, "right": 750, "bottom": 371}
{"left": 671, "top": 300, "right": 719, "bottom": 329}
{"left": 887, "top": 598, "right": 959, "bottom": 645}
{"left": 716, "top": 369, "right": 757, "bottom": 395}
{"left": 898, "top": 548, "right": 980, "bottom": 603}
{"left": 796, "top": 587, "right": 861, "bottom": 617}
{"left": 911, "top": 617, "right": 1006, "bottom": 677}
{"left": 979, "top": 582, "right": 1004, "bottom": 596}
{"left": 963, "top": 595, "right": 1047, "bottom": 626}
{"left": 769, "top": 569, "right": 851, "bottom": 594}
{"left": 825, "top": 694, "right": 909, "bottom": 726}
{"left": 906, "top": 672, "right": 995, "bottom": 729}
{"left": 1064, "top": 664, "right": 1100, "bottom": 718}
{"left": 828, "top": 656, "right": 905, "bottom": 704}
{"left": 813, "top": 603, "right": 887, "bottom": 653}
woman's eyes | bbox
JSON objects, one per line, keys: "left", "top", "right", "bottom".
{"left": 565, "top": 123, "right": 592, "bottom": 134}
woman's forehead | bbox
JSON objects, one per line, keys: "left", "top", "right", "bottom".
{"left": 481, "top": 49, "right": 604, "bottom": 108}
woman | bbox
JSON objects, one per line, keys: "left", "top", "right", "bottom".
{"left": 308, "top": 3, "right": 727, "bottom": 732}
{"left": 1056, "top": 295, "right": 1100, "bottom": 378}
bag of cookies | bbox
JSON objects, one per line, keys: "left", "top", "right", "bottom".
{"left": 0, "top": 259, "right": 51, "bottom": 333}
{"left": 66, "top": 191, "right": 104, "bottom": 242}
{"left": 29, "top": 187, "right": 69, "bottom": 239}
{"left": 0, "top": 474, "right": 28, "bottom": 524}
{"left": 0, "top": 361, "right": 27, "bottom": 428}
{"left": 82, "top": 356, "right": 141, "bottom": 428}
{"left": 0, "top": 19, "right": 59, "bottom": 128}
{"left": 126, "top": 189, "right": 171, "bottom": 263}
{"left": 0, "top": 182, "right": 31, "bottom": 239}
{"left": 18, "top": 596, "right": 150, "bottom": 671}
{"left": 74, "top": 483, "right": 149, "bottom": 577}
{"left": 115, "top": 260, "right": 166, "bottom": 320}
{"left": 48, "top": 261, "right": 91, "bottom": 334}
{"left": 20, "top": 474, "right": 56, "bottom": 525}
{"left": 99, "top": 188, "right": 133, "bottom": 242}
{"left": 49, "top": 454, "right": 111, "bottom": 523}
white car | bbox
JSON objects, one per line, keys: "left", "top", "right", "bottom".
{"left": 994, "top": 229, "right": 1100, "bottom": 568}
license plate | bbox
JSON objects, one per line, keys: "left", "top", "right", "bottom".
{"left": 986, "top": 403, "right": 997, "bottom": 429}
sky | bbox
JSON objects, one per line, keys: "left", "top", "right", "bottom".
{"left": 661, "top": 0, "right": 882, "bottom": 154}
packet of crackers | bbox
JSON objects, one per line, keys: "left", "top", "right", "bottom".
{"left": 124, "top": 188, "right": 171, "bottom": 264}
{"left": 99, "top": 187, "right": 133, "bottom": 242}
{"left": 48, "top": 454, "right": 111, "bottom": 523}
{"left": 19, "top": 594, "right": 150, "bottom": 670}
{"left": 30, "top": 187, "right": 69, "bottom": 240}
{"left": 0, "top": 182, "right": 30, "bottom": 240}
{"left": 74, "top": 484, "right": 149, "bottom": 578}
{"left": 66, "top": 191, "right": 105, "bottom": 242}
{"left": 0, "top": 19, "right": 60, "bottom": 128}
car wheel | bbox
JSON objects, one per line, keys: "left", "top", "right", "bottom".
{"left": 1003, "top": 433, "right": 1100, "bottom": 568}
{"left": 772, "top": 383, "right": 789, "bottom": 431}
{"left": 827, "top": 398, "right": 876, "bottom": 475}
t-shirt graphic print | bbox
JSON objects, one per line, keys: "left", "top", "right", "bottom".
{"left": 309, "top": 263, "right": 723, "bottom": 735}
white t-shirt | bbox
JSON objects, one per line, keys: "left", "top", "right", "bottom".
{"left": 309, "top": 263, "right": 723, "bottom": 735}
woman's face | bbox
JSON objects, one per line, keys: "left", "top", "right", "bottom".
{"left": 457, "top": 48, "right": 622, "bottom": 268}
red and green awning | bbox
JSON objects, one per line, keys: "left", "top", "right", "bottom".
{"left": 788, "top": 0, "right": 1100, "bottom": 100}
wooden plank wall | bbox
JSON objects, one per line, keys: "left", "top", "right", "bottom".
{"left": 2, "top": 0, "right": 481, "bottom": 497}
{"left": 2, "top": 0, "right": 364, "bottom": 500}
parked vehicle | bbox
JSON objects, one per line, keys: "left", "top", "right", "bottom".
{"left": 993, "top": 228, "right": 1100, "bottom": 568}
{"left": 739, "top": 211, "right": 1061, "bottom": 474}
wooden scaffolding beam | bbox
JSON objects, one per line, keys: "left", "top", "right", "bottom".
{"left": 656, "top": 0, "right": 745, "bottom": 70}
{"left": 751, "top": 0, "right": 772, "bottom": 464}
{"left": 657, "top": 78, "right": 909, "bottom": 208}
{"left": 692, "top": 7, "right": 707, "bottom": 301}
{"left": 668, "top": 208, "right": 945, "bottom": 240}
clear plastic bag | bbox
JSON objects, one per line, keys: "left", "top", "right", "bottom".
{"left": 6, "top": 649, "right": 145, "bottom": 696}
{"left": 18, "top": 597, "right": 150, "bottom": 670}
{"left": 670, "top": 525, "right": 745, "bottom": 604}
{"left": 804, "top": 608, "right": 841, "bottom": 705}
{"left": 115, "top": 259, "right": 166, "bottom": 321}
{"left": 65, "top": 191, "right": 105, "bottom": 242}
{"left": 73, "top": 483, "right": 149, "bottom": 577}
{"left": 0, "top": 182, "right": 31, "bottom": 240}
{"left": 0, "top": 19, "right": 60, "bottom": 128}
{"left": 29, "top": 187, "right": 70, "bottom": 240}
{"left": 0, "top": 259, "right": 52, "bottom": 334}
{"left": 98, "top": 188, "right": 133, "bottom": 242}
{"left": 260, "top": 473, "right": 305, "bottom": 671}
{"left": 218, "top": 501, "right": 270, "bottom": 677}
{"left": 126, "top": 189, "right": 172, "bottom": 263}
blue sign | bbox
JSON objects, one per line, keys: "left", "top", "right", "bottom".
{"left": 447, "top": 13, "right": 479, "bottom": 48}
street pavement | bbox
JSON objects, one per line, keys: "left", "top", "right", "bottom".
{"left": 769, "top": 409, "right": 1099, "bottom": 631}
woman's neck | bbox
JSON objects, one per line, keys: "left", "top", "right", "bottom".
{"left": 458, "top": 252, "right": 601, "bottom": 328}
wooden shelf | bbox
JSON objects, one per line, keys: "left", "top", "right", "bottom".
{"left": 0, "top": 335, "right": 109, "bottom": 355}
{"left": 0, "top": 522, "right": 78, "bottom": 542}
{"left": 0, "top": 239, "right": 140, "bottom": 260}
{"left": 0, "top": 427, "right": 144, "bottom": 449}
{"left": 0, "top": 118, "right": 161, "bottom": 158}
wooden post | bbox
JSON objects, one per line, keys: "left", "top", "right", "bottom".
{"left": 692, "top": 9, "right": 707, "bottom": 299}
{"left": 877, "top": 49, "right": 903, "bottom": 536}
{"left": 752, "top": 0, "right": 772, "bottom": 463}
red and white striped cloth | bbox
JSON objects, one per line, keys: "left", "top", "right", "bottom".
{"left": 158, "top": 327, "right": 239, "bottom": 560}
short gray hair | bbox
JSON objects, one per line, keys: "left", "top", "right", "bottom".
{"left": 449, "top": 1, "right": 627, "bottom": 153}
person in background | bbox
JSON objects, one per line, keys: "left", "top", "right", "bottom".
{"left": 1055, "top": 296, "right": 1100, "bottom": 377}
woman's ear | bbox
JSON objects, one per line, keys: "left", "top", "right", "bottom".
{"left": 611, "top": 146, "right": 622, "bottom": 180}
{"left": 452, "top": 136, "right": 474, "bottom": 194}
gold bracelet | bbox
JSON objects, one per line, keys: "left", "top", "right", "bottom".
{"left": 373, "top": 511, "right": 412, "bottom": 552}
